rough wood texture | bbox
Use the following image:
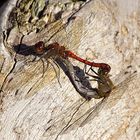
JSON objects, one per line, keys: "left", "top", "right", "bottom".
{"left": 0, "top": 0, "right": 140, "bottom": 140}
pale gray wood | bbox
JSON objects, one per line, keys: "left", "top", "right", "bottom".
{"left": 0, "top": 0, "right": 140, "bottom": 140}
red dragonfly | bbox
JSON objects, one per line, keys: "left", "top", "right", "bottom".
{"left": 28, "top": 41, "right": 113, "bottom": 101}
{"left": 33, "top": 41, "right": 111, "bottom": 73}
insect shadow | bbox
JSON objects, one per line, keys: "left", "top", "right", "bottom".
{"left": 14, "top": 44, "right": 39, "bottom": 56}
{"left": 55, "top": 58, "right": 94, "bottom": 100}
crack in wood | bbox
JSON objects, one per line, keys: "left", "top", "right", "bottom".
{"left": 0, "top": 58, "right": 5, "bottom": 73}
{"left": 0, "top": 58, "right": 17, "bottom": 106}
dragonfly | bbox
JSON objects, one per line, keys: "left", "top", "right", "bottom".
{"left": 33, "top": 41, "right": 111, "bottom": 73}
{"left": 26, "top": 41, "right": 111, "bottom": 99}
{"left": 13, "top": 38, "right": 112, "bottom": 101}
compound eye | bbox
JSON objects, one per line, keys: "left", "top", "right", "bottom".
{"left": 101, "top": 64, "right": 111, "bottom": 74}
{"left": 34, "top": 41, "right": 45, "bottom": 54}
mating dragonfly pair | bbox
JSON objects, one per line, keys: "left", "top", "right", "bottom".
{"left": 27, "top": 41, "right": 114, "bottom": 100}
{"left": 15, "top": 41, "right": 114, "bottom": 100}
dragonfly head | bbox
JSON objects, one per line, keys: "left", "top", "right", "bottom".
{"left": 34, "top": 41, "right": 46, "bottom": 55}
{"left": 100, "top": 63, "right": 111, "bottom": 74}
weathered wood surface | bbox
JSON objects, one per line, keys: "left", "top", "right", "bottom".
{"left": 0, "top": 0, "right": 140, "bottom": 140}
